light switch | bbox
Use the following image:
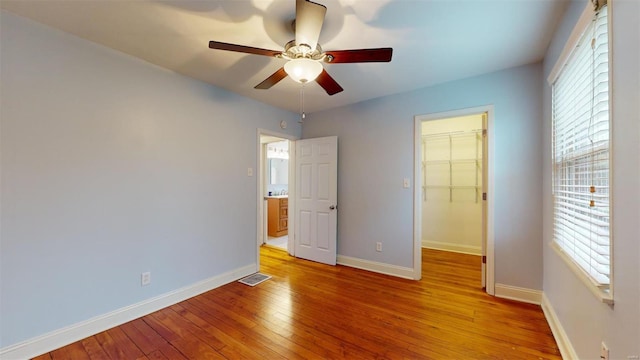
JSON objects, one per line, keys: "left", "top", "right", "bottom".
{"left": 247, "top": 167, "right": 253, "bottom": 177}
{"left": 403, "top": 178, "right": 410, "bottom": 188}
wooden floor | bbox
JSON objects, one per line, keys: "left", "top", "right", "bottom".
{"left": 33, "top": 247, "right": 561, "bottom": 359}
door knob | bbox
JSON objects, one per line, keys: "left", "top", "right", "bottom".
{"left": 329, "top": 205, "right": 336, "bottom": 210}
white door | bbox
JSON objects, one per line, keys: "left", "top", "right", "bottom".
{"left": 294, "top": 136, "right": 338, "bottom": 265}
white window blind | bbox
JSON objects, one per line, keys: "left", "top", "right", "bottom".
{"left": 552, "top": 6, "right": 610, "bottom": 289}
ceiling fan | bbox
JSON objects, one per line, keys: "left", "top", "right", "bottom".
{"left": 208, "top": 0, "right": 393, "bottom": 96}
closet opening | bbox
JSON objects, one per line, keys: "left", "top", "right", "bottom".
{"left": 414, "top": 108, "right": 493, "bottom": 293}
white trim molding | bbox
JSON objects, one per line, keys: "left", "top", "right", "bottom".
{"left": 547, "top": 1, "right": 597, "bottom": 85}
{"left": 413, "top": 116, "right": 423, "bottom": 280}
{"left": 541, "top": 293, "right": 579, "bottom": 360}
{"left": 337, "top": 255, "right": 414, "bottom": 280}
{"left": 0, "top": 264, "right": 256, "bottom": 360}
{"left": 550, "top": 242, "right": 614, "bottom": 304}
{"left": 414, "top": 105, "right": 495, "bottom": 292}
{"left": 422, "top": 241, "right": 482, "bottom": 256}
{"left": 494, "top": 283, "right": 543, "bottom": 305}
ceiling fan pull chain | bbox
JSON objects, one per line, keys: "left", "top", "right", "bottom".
{"left": 299, "top": 85, "right": 306, "bottom": 123}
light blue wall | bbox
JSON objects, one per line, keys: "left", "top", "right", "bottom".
{"left": 5, "top": 1, "right": 637, "bottom": 355}
{"left": 0, "top": 11, "right": 299, "bottom": 348}
{"left": 542, "top": 1, "right": 640, "bottom": 358}
{"left": 303, "top": 63, "right": 544, "bottom": 289}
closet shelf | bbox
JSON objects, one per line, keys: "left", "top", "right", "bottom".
{"left": 422, "top": 128, "right": 484, "bottom": 203}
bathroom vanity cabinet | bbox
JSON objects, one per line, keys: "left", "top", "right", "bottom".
{"left": 267, "top": 197, "right": 288, "bottom": 237}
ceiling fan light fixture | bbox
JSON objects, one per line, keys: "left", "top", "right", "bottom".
{"left": 284, "top": 58, "right": 323, "bottom": 83}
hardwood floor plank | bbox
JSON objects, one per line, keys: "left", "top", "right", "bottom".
{"left": 196, "top": 289, "right": 361, "bottom": 359}
{"left": 129, "top": 317, "right": 188, "bottom": 359}
{"left": 145, "top": 349, "right": 168, "bottom": 360}
{"left": 141, "top": 312, "right": 179, "bottom": 343}
{"left": 79, "top": 337, "right": 110, "bottom": 360}
{"left": 167, "top": 337, "right": 224, "bottom": 360}
{"left": 32, "top": 246, "right": 560, "bottom": 359}
{"left": 94, "top": 327, "right": 144, "bottom": 360}
{"left": 257, "top": 269, "right": 476, "bottom": 354}
{"left": 169, "top": 303, "right": 282, "bottom": 360}
{"left": 50, "top": 340, "right": 90, "bottom": 360}
{"left": 119, "top": 319, "right": 160, "bottom": 355}
{"left": 31, "top": 353, "right": 52, "bottom": 360}
{"left": 154, "top": 308, "right": 227, "bottom": 351}
{"left": 178, "top": 300, "right": 321, "bottom": 359}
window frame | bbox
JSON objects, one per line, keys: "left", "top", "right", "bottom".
{"left": 547, "top": 1, "right": 614, "bottom": 304}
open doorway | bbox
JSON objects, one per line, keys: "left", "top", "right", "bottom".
{"left": 259, "top": 135, "right": 292, "bottom": 254}
{"left": 264, "top": 139, "right": 289, "bottom": 250}
{"left": 414, "top": 106, "right": 494, "bottom": 294}
{"left": 422, "top": 115, "right": 483, "bottom": 255}
{"left": 257, "top": 131, "right": 339, "bottom": 270}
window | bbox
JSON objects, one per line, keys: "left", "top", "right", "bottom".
{"left": 551, "top": 5, "right": 611, "bottom": 301}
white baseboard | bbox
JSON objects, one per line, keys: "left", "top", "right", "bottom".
{"left": 494, "top": 283, "right": 542, "bottom": 305}
{"left": 337, "top": 255, "right": 414, "bottom": 279}
{"left": 0, "top": 264, "right": 257, "bottom": 360}
{"left": 541, "top": 293, "right": 578, "bottom": 360}
{"left": 422, "top": 240, "right": 482, "bottom": 255}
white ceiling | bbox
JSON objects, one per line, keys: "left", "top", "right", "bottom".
{"left": 1, "top": 0, "right": 568, "bottom": 114}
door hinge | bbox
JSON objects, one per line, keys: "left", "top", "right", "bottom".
{"left": 482, "top": 256, "right": 487, "bottom": 264}
{"left": 482, "top": 192, "right": 487, "bottom": 201}
{"left": 482, "top": 129, "right": 487, "bottom": 137}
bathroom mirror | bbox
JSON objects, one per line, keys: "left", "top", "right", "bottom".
{"left": 268, "top": 158, "right": 288, "bottom": 185}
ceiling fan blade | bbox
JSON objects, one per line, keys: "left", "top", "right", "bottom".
{"left": 209, "top": 41, "right": 281, "bottom": 57}
{"left": 315, "top": 69, "right": 343, "bottom": 96}
{"left": 255, "top": 68, "right": 288, "bottom": 90}
{"left": 295, "top": 0, "right": 327, "bottom": 51}
{"left": 324, "top": 48, "right": 393, "bottom": 63}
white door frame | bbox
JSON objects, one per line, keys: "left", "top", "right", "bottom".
{"left": 256, "top": 129, "right": 299, "bottom": 272}
{"left": 413, "top": 105, "right": 495, "bottom": 295}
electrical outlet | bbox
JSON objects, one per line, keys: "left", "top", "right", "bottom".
{"left": 141, "top": 272, "right": 151, "bottom": 286}
{"left": 247, "top": 167, "right": 253, "bottom": 177}
{"left": 376, "top": 242, "right": 382, "bottom": 252}
{"left": 601, "top": 342, "right": 609, "bottom": 360}
{"left": 403, "top": 178, "right": 410, "bottom": 189}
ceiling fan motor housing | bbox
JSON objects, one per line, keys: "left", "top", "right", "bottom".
{"left": 282, "top": 40, "right": 326, "bottom": 61}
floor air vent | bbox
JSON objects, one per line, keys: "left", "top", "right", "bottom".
{"left": 238, "top": 273, "right": 271, "bottom": 287}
